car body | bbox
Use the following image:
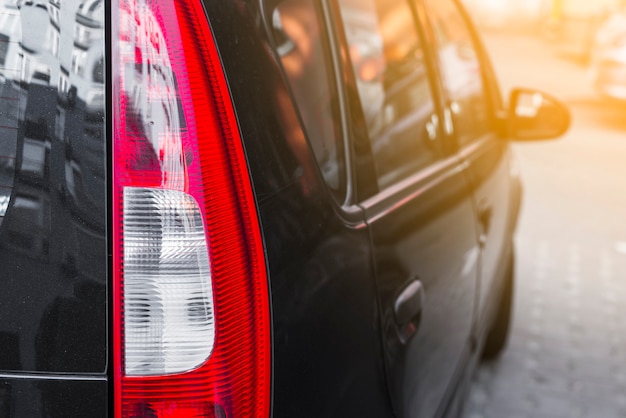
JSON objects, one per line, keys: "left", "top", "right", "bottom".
{"left": 591, "top": 7, "right": 626, "bottom": 100}
{"left": 0, "top": 0, "right": 568, "bottom": 417}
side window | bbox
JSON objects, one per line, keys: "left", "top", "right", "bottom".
{"left": 423, "top": 0, "right": 491, "bottom": 147}
{"left": 337, "top": 0, "right": 441, "bottom": 190}
{"left": 272, "top": 0, "right": 345, "bottom": 197}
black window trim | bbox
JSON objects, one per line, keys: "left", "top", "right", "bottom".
{"left": 262, "top": 0, "right": 353, "bottom": 209}
{"left": 415, "top": 0, "right": 505, "bottom": 156}
{"left": 359, "top": 153, "right": 467, "bottom": 224}
{"left": 319, "top": 0, "right": 356, "bottom": 209}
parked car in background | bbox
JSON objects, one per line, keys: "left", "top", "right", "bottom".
{"left": 0, "top": 0, "right": 569, "bottom": 417}
{"left": 591, "top": 7, "right": 626, "bottom": 100}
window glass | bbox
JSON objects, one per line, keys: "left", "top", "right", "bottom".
{"left": 424, "top": 0, "right": 491, "bottom": 146}
{"left": 337, "top": 0, "right": 441, "bottom": 190}
{"left": 272, "top": 0, "right": 345, "bottom": 196}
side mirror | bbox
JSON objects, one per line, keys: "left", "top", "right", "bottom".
{"left": 507, "top": 88, "right": 570, "bottom": 141}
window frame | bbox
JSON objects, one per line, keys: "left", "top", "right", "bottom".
{"left": 415, "top": 0, "right": 504, "bottom": 152}
{"left": 327, "top": 0, "right": 453, "bottom": 203}
{"left": 264, "top": 0, "right": 354, "bottom": 207}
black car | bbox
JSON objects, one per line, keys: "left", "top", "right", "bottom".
{"left": 0, "top": 0, "right": 569, "bottom": 417}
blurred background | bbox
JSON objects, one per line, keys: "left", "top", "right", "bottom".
{"left": 461, "top": 1, "right": 626, "bottom": 417}
{"left": 467, "top": 0, "right": 625, "bottom": 62}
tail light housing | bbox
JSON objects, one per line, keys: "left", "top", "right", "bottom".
{"left": 112, "top": 0, "right": 271, "bottom": 416}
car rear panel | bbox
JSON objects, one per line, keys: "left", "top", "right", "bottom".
{"left": 0, "top": 0, "right": 107, "bottom": 415}
{"left": 0, "top": 377, "right": 107, "bottom": 416}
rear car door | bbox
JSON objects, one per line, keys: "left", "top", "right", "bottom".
{"left": 333, "top": 0, "right": 481, "bottom": 416}
{"left": 421, "top": 0, "right": 518, "bottom": 329}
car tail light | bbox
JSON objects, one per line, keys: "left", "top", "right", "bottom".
{"left": 112, "top": 0, "right": 271, "bottom": 416}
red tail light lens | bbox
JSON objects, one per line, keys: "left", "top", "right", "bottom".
{"left": 112, "top": 0, "right": 271, "bottom": 416}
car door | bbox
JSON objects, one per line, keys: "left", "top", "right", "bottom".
{"left": 420, "top": 0, "right": 517, "bottom": 329}
{"left": 332, "top": 0, "right": 481, "bottom": 416}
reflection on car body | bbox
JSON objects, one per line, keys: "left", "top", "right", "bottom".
{"left": 0, "top": 0, "right": 570, "bottom": 416}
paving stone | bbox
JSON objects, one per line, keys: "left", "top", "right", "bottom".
{"left": 463, "top": 239, "right": 626, "bottom": 418}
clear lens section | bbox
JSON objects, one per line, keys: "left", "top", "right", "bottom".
{"left": 123, "top": 187, "right": 214, "bottom": 376}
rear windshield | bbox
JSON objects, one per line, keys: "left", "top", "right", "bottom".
{"left": 0, "top": 0, "right": 106, "bottom": 373}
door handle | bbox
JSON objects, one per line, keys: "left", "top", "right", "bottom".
{"left": 394, "top": 280, "right": 425, "bottom": 327}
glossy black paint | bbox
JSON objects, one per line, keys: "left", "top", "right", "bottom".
{"left": 0, "top": 1, "right": 107, "bottom": 415}
{"left": 0, "top": 0, "right": 106, "bottom": 374}
{"left": 204, "top": 1, "right": 393, "bottom": 416}
{"left": 329, "top": 0, "right": 507, "bottom": 415}
{"left": 460, "top": 137, "right": 516, "bottom": 333}
{"left": 361, "top": 160, "right": 480, "bottom": 418}
{"left": 0, "top": 376, "right": 107, "bottom": 417}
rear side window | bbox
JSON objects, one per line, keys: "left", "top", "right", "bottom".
{"left": 337, "top": 0, "right": 441, "bottom": 190}
{"left": 272, "top": 0, "right": 345, "bottom": 198}
{"left": 0, "top": 0, "right": 106, "bottom": 373}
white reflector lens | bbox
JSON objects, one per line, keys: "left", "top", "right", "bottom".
{"left": 123, "top": 187, "right": 214, "bottom": 376}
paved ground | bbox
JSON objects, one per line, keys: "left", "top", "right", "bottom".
{"left": 463, "top": 31, "right": 626, "bottom": 418}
